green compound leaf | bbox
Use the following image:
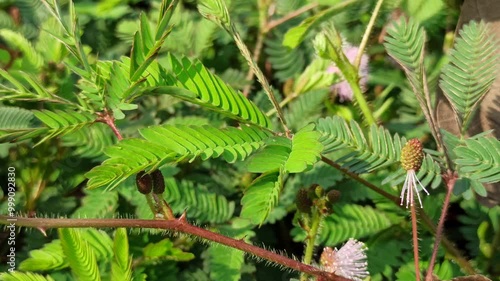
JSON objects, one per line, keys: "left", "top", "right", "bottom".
{"left": 58, "top": 228, "right": 101, "bottom": 281}
{"left": 86, "top": 124, "right": 271, "bottom": 190}
{"left": 0, "top": 272, "right": 55, "bottom": 281}
{"left": 152, "top": 54, "right": 272, "bottom": 129}
{"left": 0, "top": 29, "right": 44, "bottom": 70}
{"left": 33, "top": 110, "right": 97, "bottom": 145}
{"left": 246, "top": 124, "right": 323, "bottom": 174}
{"left": 292, "top": 204, "right": 395, "bottom": 246}
{"left": 440, "top": 21, "right": 498, "bottom": 133}
{"left": 316, "top": 116, "right": 404, "bottom": 173}
{"left": 384, "top": 18, "right": 429, "bottom": 118}
{"left": 283, "top": 0, "right": 357, "bottom": 49}
{"left": 111, "top": 228, "right": 132, "bottom": 281}
{"left": 164, "top": 178, "right": 235, "bottom": 223}
{"left": 454, "top": 137, "right": 500, "bottom": 183}
{"left": 240, "top": 169, "right": 283, "bottom": 225}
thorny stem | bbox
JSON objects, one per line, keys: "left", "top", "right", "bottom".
{"left": 425, "top": 171, "right": 458, "bottom": 281}
{"left": 354, "top": 0, "right": 384, "bottom": 69}
{"left": 411, "top": 203, "right": 421, "bottom": 281}
{"left": 0, "top": 215, "right": 351, "bottom": 281}
{"left": 301, "top": 210, "right": 322, "bottom": 281}
{"left": 321, "top": 156, "right": 476, "bottom": 274}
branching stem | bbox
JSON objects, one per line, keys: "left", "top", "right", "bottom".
{"left": 301, "top": 210, "right": 322, "bottom": 281}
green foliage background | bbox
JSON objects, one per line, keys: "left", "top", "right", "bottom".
{"left": 0, "top": 0, "right": 499, "bottom": 281}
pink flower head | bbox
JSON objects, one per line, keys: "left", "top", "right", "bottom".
{"left": 320, "top": 239, "right": 369, "bottom": 281}
{"left": 327, "top": 45, "right": 369, "bottom": 103}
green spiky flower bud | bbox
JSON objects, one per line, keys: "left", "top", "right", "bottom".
{"left": 296, "top": 188, "right": 312, "bottom": 214}
{"left": 136, "top": 171, "right": 153, "bottom": 194}
{"left": 401, "top": 139, "right": 424, "bottom": 171}
{"left": 198, "top": 0, "right": 231, "bottom": 30}
{"left": 151, "top": 170, "right": 165, "bottom": 194}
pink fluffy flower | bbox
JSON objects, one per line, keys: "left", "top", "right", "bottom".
{"left": 327, "top": 46, "right": 369, "bottom": 103}
{"left": 320, "top": 238, "right": 369, "bottom": 281}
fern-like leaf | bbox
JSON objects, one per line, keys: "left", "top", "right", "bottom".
{"left": 439, "top": 21, "right": 498, "bottom": 132}
{"left": 32, "top": 110, "right": 97, "bottom": 145}
{"left": 293, "top": 204, "right": 395, "bottom": 246}
{"left": 0, "top": 272, "right": 55, "bottom": 281}
{"left": 316, "top": 116, "right": 404, "bottom": 173}
{"left": 111, "top": 228, "right": 132, "bottom": 281}
{"left": 61, "top": 123, "right": 115, "bottom": 158}
{"left": 240, "top": 169, "right": 283, "bottom": 225}
{"left": 86, "top": 124, "right": 270, "bottom": 190}
{"left": 454, "top": 137, "right": 500, "bottom": 183}
{"left": 58, "top": 228, "right": 101, "bottom": 281}
{"left": 208, "top": 244, "right": 244, "bottom": 281}
{"left": 0, "top": 29, "right": 44, "bottom": 70}
{"left": 384, "top": 18, "right": 429, "bottom": 117}
{"left": 151, "top": 54, "right": 271, "bottom": 129}
{"left": 164, "top": 178, "right": 235, "bottom": 223}
{"left": 71, "top": 189, "right": 118, "bottom": 218}
{"left": 246, "top": 124, "right": 323, "bottom": 173}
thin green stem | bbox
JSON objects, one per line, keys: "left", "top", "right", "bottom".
{"left": 229, "top": 24, "right": 290, "bottom": 133}
{"left": 346, "top": 76, "right": 376, "bottom": 125}
{"left": 354, "top": 0, "right": 384, "bottom": 69}
{"left": 300, "top": 211, "right": 322, "bottom": 281}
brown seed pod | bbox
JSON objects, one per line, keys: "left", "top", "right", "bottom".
{"left": 295, "top": 188, "right": 313, "bottom": 214}
{"left": 136, "top": 171, "right": 153, "bottom": 194}
{"left": 151, "top": 169, "right": 165, "bottom": 194}
{"left": 326, "top": 190, "right": 341, "bottom": 203}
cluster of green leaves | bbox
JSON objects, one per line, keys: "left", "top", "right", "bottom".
{"left": 1, "top": 0, "right": 499, "bottom": 281}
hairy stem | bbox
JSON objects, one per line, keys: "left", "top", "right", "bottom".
{"left": 301, "top": 211, "right": 322, "bottom": 281}
{"left": 229, "top": 24, "right": 289, "bottom": 133}
{"left": 411, "top": 203, "right": 421, "bottom": 281}
{"left": 0, "top": 215, "right": 351, "bottom": 281}
{"left": 425, "top": 171, "right": 458, "bottom": 281}
{"left": 346, "top": 76, "right": 376, "bottom": 125}
{"left": 354, "top": 0, "right": 384, "bottom": 69}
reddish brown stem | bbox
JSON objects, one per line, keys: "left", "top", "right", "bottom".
{"left": 321, "top": 156, "right": 400, "bottom": 204}
{"left": 264, "top": 3, "right": 318, "bottom": 33}
{"left": 96, "top": 109, "right": 123, "bottom": 140}
{"left": 411, "top": 203, "right": 421, "bottom": 281}
{"left": 0, "top": 215, "right": 352, "bottom": 281}
{"left": 425, "top": 171, "right": 457, "bottom": 281}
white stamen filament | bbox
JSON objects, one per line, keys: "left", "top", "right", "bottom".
{"left": 400, "top": 169, "right": 430, "bottom": 208}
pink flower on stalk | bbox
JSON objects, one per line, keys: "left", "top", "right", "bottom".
{"left": 326, "top": 46, "right": 369, "bottom": 103}
{"left": 320, "top": 238, "right": 369, "bottom": 281}
{"left": 400, "top": 139, "right": 430, "bottom": 208}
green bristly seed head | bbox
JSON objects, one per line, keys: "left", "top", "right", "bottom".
{"left": 401, "top": 139, "right": 424, "bottom": 171}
